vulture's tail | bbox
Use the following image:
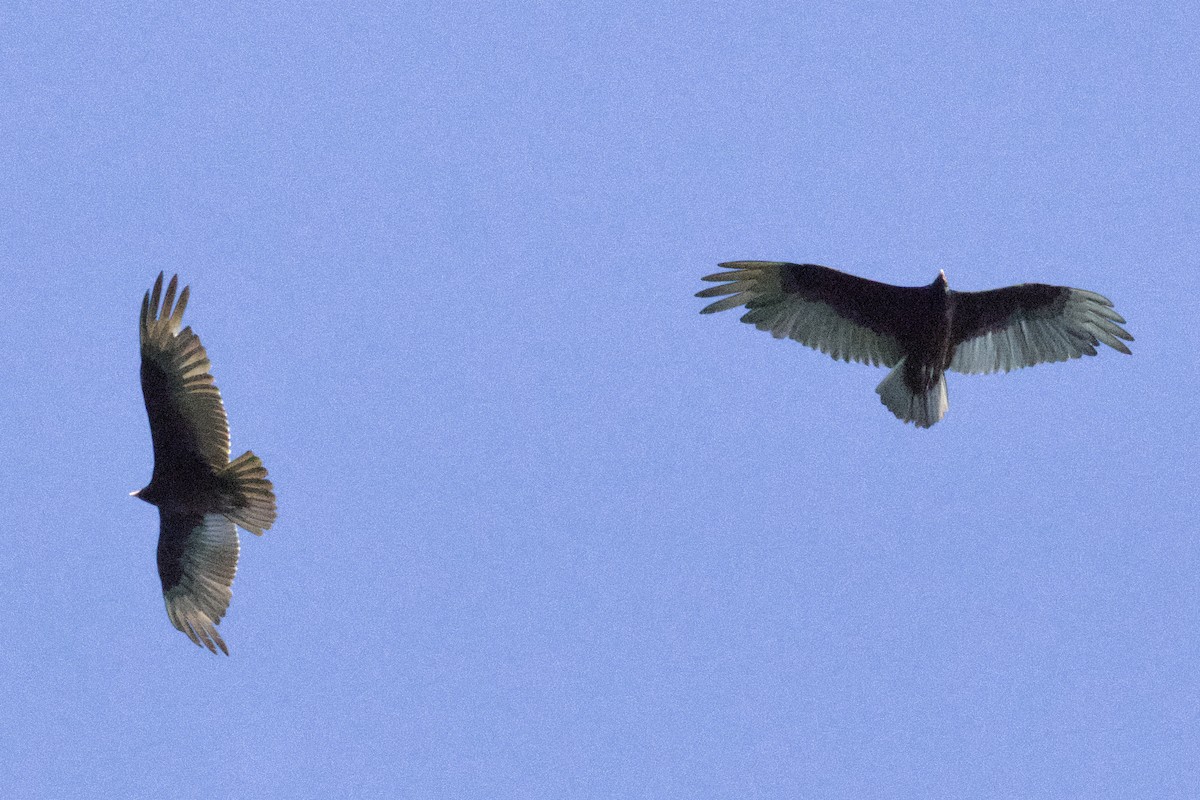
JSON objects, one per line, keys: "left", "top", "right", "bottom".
{"left": 220, "top": 451, "right": 278, "bottom": 535}
{"left": 875, "top": 358, "right": 948, "bottom": 429}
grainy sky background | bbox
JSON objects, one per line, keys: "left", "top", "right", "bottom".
{"left": 1, "top": 3, "right": 1197, "bottom": 797}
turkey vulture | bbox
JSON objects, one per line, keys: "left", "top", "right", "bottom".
{"left": 697, "top": 261, "right": 1132, "bottom": 427}
{"left": 133, "top": 273, "right": 277, "bottom": 654}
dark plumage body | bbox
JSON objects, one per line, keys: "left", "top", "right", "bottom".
{"left": 134, "top": 273, "right": 277, "bottom": 654}
{"left": 698, "top": 262, "right": 1132, "bottom": 427}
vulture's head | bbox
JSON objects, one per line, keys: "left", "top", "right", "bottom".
{"left": 932, "top": 270, "right": 948, "bottom": 293}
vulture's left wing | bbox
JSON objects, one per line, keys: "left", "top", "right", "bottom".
{"left": 140, "top": 273, "right": 231, "bottom": 473}
{"left": 949, "top": 284, "right": 1132, "bottom": 374}
{"left": 697, "top": 262, "right": 911, "bottom": 368}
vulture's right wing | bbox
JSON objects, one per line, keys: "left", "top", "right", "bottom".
{"left": 158, "top": 511, "right": 240, "bottom": 655}
{"left": 949, "top": 284, "right": 1132, "bottom": 374}
{"left": 697, "top": 262, "right": 911, "bottom": 367}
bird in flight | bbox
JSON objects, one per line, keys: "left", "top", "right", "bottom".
{"left": 697, "top": 261, "right": 1132, "bottom": 428}
{"left": 133, "top": 273, "right": 277, "bottom": 654}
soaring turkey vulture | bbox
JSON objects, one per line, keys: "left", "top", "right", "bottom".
{"left": 697, "top": 261, "right": 1132, "bottom": 427}
{"left": 133, "top": 273, "right": 277, "bottom": 654}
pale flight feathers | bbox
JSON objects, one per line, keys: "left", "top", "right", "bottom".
{"left": 699, "top": 262, "right": 905, "bottom": 368}
{"left": 140, "top": 273, "right": 231, "bottom": 469}
{"left": 949, "top": 288, "right": 1132, "bottom": 374}
{"left": 162, "top": 514, "right": 239, "bottom": 656}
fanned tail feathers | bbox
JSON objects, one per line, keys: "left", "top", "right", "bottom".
{"left": 221, "top": 451, "right": 277, "bottom": 535}
{"left": 875, "top": 358, "right": 948, "bottom": 429}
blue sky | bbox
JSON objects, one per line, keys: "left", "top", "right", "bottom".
{"left": 1, "top": 3, "right": 1197, "bottom": 797}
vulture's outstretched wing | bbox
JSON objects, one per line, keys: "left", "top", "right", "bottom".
{"left": 158, "top": 512, "right": 239, "bottom": 655}
{"left": 949, "top": 284, "right": 1133, "bottom": 374}
{"left": 696, "top": 262, "right": 911, "bottom": 367}
{"left": 140, "top": 273, "right": 231, "bottom": 472}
